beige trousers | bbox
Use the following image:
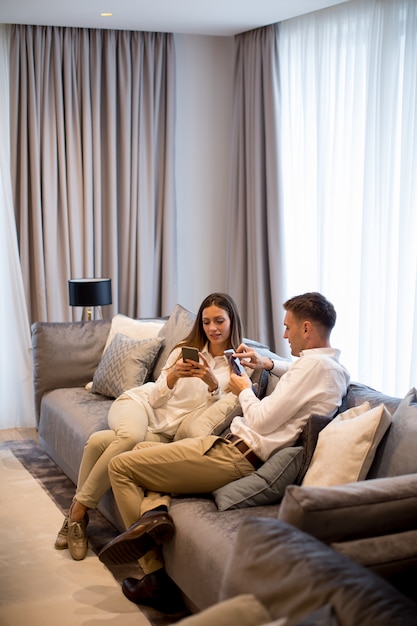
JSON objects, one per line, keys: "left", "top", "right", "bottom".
{"left": 75, "top": 395, "right": 169, "bottom": 509}
{"left": 108, "top": 436, "right": 255, "bottom": 574}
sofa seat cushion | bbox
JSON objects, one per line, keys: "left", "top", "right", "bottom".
{"left": 37, "top": 388, "right": 112, "bottom": 483}
{"left": 163, "top": 497, "right": 280, "bottom": 611}
{"left": 220, "top": 518, "right": 417, "bottom": 626}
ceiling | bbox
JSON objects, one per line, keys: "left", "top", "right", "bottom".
{"left": 0, "top": 0, "right": 350, "bottom": 37}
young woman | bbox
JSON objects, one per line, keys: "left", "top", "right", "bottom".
{"left": 55, "top": 292, "right": 244, "bottom": 560}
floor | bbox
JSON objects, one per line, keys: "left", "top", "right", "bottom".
{"left": 0, "top": 427, "right": 38, "bottom": 442}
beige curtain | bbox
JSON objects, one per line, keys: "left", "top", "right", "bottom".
{"left": 10, "top": 25, "right": 177, "bottom": 323}
{"left": 227, "top": 25, "right": 287, "bottom": 355}
{"left": 0, "top": 25, "right": 35, "bottom": 428}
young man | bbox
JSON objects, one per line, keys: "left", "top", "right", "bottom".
{"left": 99, "top": 292, "right": 350, "bottom": 613}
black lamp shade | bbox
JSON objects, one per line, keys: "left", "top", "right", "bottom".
{"left": 68, "top": 278, "right": 112, "bottom": 307}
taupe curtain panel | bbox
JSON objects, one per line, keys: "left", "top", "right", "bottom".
{"left": 9, "top": 25, "right": 177, "bottom": 323}
{"left": 227, "top": 25, "right": 287, "bottom": 355}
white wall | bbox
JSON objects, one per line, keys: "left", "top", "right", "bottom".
{"left": 174, "top": 34, "right": 235, "bottom": 313}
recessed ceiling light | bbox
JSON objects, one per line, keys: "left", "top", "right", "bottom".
{"left": 101, "top": 13, "right": 113, "bottom": 17}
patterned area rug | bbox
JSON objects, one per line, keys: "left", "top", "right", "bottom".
{"left": 0, "top": 439, "right": 189, "bottom": 626}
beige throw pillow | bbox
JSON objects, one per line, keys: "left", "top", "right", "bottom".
{"left": 302, "top": 402, "right": 392, "bottom": 487}
{"left": 174, "top": 392, "right": 241, "bottom": 440}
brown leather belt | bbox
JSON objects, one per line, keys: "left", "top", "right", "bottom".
{"left": 225, "top": 433, "right": 263, "bottom": 469}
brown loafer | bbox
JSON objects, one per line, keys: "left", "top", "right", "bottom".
{"left": 99, "top": 512, "right": 175, "bottom": 566}
{"left": 122, "top": 569, "right": 185, "bottom": 614}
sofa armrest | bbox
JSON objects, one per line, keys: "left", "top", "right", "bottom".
{"left": 220, "top": 518, "right": 417, "bottom": 625}
{"left": 278, "top": 473, "right": 417, "bottom": 543}
{"left": 31, "top": 320, "right": 110, "bottom": 425}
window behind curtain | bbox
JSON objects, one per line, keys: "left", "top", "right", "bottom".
{"left": 278, "top": 0, "right": 417, "bottom": 397}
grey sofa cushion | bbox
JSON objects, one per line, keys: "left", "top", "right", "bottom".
{"left": 31, "top": 320, "right": 111, "bottom": 424}
{"left": 367, "top": 387, "right": 417, "bottom": 478}
{"left": 220, "top": 518, "right": 417, "bottom": 626}
{"left": 163, "top": 497, "right": 279, "bottom": 611}
{"left": 38, "top": 387, "right": 112, "bottom": 483}
{"left": 152, "top": 304, "right": 196, "bottom": 380}
{"left": 294, "top": 413, "right": 333, "bottom": 484}
{"left": 331, "top": 529, "right": 417, "bottom": 601}
{"left": 339, "top": 381, "right": 401, "bottom": 415}
{"left": 278, "top": 473, "right": 417, "bottom": 543}
{"left": 213, "top": 446, "right": 303, "bottom": 511}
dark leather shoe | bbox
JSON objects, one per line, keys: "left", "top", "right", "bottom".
{"left": 122, "top": 569, "right": 185, "bottom": 614}
{"left": 98, "top": 512, "right": 175, "bottom": 565}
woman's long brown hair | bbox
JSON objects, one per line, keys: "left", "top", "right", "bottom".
{"left": 176, "top": 293, "right": 243, "bottom": 352}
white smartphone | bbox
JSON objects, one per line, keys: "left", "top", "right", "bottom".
{"left": 182, "top": 346, "right": 199, "bottom": 362}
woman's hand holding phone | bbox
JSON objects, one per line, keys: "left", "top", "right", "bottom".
{"left": 177, "top": 347, "right": 219, "bottom": 392}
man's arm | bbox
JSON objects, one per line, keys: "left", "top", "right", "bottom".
{"left": 237, "top": 358, "right": 329, "bottom": 434}
{"left": 234, "top": 344, "right": 291, "bottom": 377}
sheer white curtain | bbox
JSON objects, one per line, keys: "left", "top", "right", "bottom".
{"left": 0, "top": 25, "right": 35, "bottom": 428}
{"left": 278, "top": 0, "right": 417, "bottom": 397}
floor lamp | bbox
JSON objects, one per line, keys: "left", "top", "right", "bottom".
{"left": 68, "top": 278, "right": 112, "bottom": 320}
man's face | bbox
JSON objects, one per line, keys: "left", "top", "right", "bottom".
{"left": 283, "top": 310, "right": 306, "bottom": 357}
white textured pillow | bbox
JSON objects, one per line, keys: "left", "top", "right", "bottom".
{"left": 302, "top": 402, "right": 392, "bottom": 487}
{"left": 104, "top": 314, "right": 166, "bottom": 352}
{"left": 174, "top": 393, "right": 241, "bottom": 440}
{"left": 92, "top": 333, "right": 163, "bottom": 398}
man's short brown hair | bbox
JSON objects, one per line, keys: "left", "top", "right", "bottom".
{"left": 283, "top": 292, "right": 336, "bottom": 331}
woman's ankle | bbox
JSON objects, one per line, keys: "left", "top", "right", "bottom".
{"left": 69, "top": 500, "right": 88, "bottom": 522}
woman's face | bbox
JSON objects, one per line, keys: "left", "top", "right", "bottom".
{"left": 201, "top": 305, "right": 232, "bottom": 354}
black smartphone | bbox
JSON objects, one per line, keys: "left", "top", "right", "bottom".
{"left": 224, "top": 349, "right": 245, "bottom": 376}
{"left": 182, "top": 346, "right": 199, "bottom": 362}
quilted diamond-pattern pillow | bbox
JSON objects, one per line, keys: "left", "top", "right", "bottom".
{"left": 92, "top": 333, "right": 163, "bottom": 398}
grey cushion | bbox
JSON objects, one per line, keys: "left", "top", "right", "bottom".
{"left": 213, "top": 446, "right": 303, "bottom": 511}
{"left": 152, "top": 304, "right": 196, "bottom": 380}
{"left": 31, "top": 320, "right": 111, "bottom": 424}
{"left": 92, "top": 333, "right": 163, "bottom": 398}
{"left": 220, "top": 518, "right": 417, "bottom": 626}
{"left": 295, "top": 413, "right": 333, "bottom": 484}
{"left": 339, "top": 381, "right": 401, "bottom": 415}
{"left": 367, "top": 387, "right": 417, "bottom": 478}
{"left": 331, "top": 528, "right": 417, "bottom": 599}
{"left": 278, "top": 473, "right": 417, "bottom": 543}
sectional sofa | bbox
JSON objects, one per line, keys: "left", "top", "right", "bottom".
{"left": 31, "top": 304, "right": 417, "bottom": 625}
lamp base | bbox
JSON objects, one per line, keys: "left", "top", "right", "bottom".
{"left": 82, "top": 306, "right": 103, "bottom": 321}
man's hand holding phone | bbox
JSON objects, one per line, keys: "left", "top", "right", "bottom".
{"left": 224, "top": 349, "right": 245, "bottom": 376}
{"left": 225, "top": 349, "right": 256, "bottom": 396}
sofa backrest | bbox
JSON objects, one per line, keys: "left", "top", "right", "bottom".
{"left": 31, "top": 320, "right": 110, "bottom": 425}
